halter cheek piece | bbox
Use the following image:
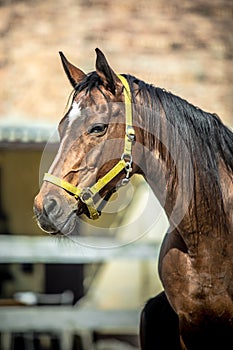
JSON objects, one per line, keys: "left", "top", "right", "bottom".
{"left": 43, "top": 75, "right": 135, "bottom": 220}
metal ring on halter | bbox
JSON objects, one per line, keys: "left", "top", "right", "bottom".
{"left": 121, "top": 153, "right": 132, "bottom": 163}
{"left": 80, "top": 188, "right": 94, "bottom": 203}
{"left": 120, "top": 178, "right": 130, "bottom": 186}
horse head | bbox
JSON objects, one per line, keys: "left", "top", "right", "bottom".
{"left": 34, "top": 49, "right": 143, "bottom": 235}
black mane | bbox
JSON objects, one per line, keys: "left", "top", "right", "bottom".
{"left": 127, "top": 74, "right": 233, "bottom": 171}
{"left": 127, "top": 74, "right": 233, "bottom": 230}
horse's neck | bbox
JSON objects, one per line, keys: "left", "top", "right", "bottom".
{"left": 145, "top": 144, "right": 230, "bottom": 246}
{"left": 134, "top": 90, "right": 232, "bottom": 245}
{"left": 143, "top": 138, "right": 191, "bottom": 226}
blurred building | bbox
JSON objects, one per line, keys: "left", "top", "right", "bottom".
{"left": 0, "top": 126, "right": 84, "bottom": 303}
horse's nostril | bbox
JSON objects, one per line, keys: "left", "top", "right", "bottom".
{"left": 48, "top": 198, "right": 57, "bottom": 212}
{"left": 44, "top": 197, "right": 60, "bottom": 216}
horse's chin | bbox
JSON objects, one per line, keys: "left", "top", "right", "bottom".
{"left": 36, "top": 200, "right": 92, "bottom": 236}
{"left": 35, "top": 214, "right": 60, "bottom": 235}
{"left": 37, "top": 210, "right": 79, "bottom": 237}
{"left": 37, "top": 221, "right": 60, "bottom": 235}
{"left": 58, "top": 211, "right": 78, "bottom": 236}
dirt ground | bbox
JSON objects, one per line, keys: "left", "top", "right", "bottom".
{"left": 0, "top": 0, "right": 232, "bottom": 127}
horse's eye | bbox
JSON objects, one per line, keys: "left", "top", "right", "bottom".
{"left": 88, "top": 123, "right": 107, "bottom": 136}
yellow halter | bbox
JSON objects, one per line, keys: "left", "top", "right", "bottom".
{"left": 43, "top": 74, "right": 135, "bottom": 220}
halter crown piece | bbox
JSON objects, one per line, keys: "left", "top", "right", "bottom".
{"left": 43, "top": 75, "right": 135, "bottom": 220}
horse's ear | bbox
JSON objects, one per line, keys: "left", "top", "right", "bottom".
{"left": 95, "top": 48, "right": 122, "bottom": 95}
{"left": 59, "top": 52, "right": 86, "bottom": 87}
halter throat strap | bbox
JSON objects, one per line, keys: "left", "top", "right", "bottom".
{"left": 43, "top": 74, "right": 135, "bottom": 220}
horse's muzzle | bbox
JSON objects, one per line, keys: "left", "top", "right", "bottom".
{"left": 33, "top": 194, "right": 78, "bottom": 235}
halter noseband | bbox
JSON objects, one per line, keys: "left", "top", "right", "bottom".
{"left": 43, "top": 75, "right": 135, "bottom": 220}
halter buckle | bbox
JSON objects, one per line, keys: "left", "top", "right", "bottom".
{"left": 80, "top": 188, "right": 94, "bottom": 204}
{"left": 126, "top": 126, "right": 135, "bottom": 142}
{"left": 80, "top": 188, "right": 100, "bottom": 220}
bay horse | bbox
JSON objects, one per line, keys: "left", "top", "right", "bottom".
{"left": 34, "top": 49, "right": 233, "bottom": 349}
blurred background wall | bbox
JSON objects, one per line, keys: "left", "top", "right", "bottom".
{"left": 0, "top": 0, "right": 232, "bottom": 128}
